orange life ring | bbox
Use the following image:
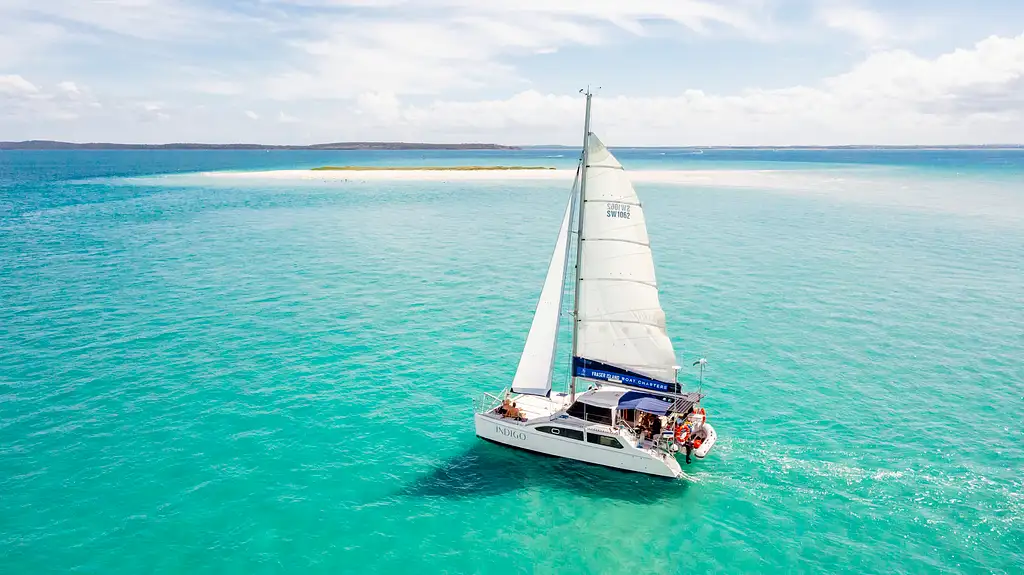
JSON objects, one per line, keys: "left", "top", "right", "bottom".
{"left": 675, "top": 424, "right": 690, "bottom": 444}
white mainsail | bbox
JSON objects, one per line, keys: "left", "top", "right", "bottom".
{"left": 510, "top": 173, "right": 578, "bottom": 396}
{"left": 574, "top": 134, "right": 678, "bottom": 383}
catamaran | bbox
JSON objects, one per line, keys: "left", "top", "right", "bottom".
{"left": 474, "top": 91, "right": 716, "bottom": 479}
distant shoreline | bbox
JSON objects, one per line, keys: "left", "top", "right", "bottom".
{"left": 2, "top": 140, "right": 1021, "bottom": 151}
{"left": 0, "top": 140, "right": 519, "bottom": 151}
{"left": 310, "top": 165, "right": 556, "bottom": 171}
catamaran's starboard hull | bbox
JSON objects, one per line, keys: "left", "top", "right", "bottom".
{"left": 474, "top": 413, "right": 684, "bottom": 479}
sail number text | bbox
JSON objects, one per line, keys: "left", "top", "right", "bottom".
{"left": 606, "top": 202, "right": 631, "bottom": 219}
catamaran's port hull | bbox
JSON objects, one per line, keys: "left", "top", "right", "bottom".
{"left": 474, "top": 413, "right": 684, "bottom": 479}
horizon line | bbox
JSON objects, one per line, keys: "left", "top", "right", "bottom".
{"left": 2, "top": 139, "right": 1023, "bottom": 151}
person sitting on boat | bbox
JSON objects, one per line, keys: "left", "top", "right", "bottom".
{"left": 497, "top": 398, "right": 511, "bottom": 416}
{"left": 506, "top": 402, "right": 526, "bottom": 422}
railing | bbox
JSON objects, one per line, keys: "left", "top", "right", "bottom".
{"left": 474, "top": 389, "right": 507, "bottom": 414}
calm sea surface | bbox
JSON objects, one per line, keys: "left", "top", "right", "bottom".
{"left": 1, "top": 148, "right": 1022, "bottom": 573}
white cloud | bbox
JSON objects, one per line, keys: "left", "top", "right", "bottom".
{"left": 818, "top": 3, "right": 891, "bottom": 45}
{"left": 355, "top": 91, "right": 402, "bottom": 123}
{"left": 816, "top": 2, "right": 933, "bottom": 48}
{"left": 0, "top": 2, "right": 1020, "bottom": 145}
{"left": 1, "top": 0, "right": 251, "bottom": 43}
{"left": 0, "top": 76, "right": 104, "bottom": 125}
{"left": 276, "top": 0, "right": 758, "bottom": 33}
{"left": 2, "top": 31, "right": 1022, "bottom": 144}
{"left": 366, "top": 33, "right": 1024, "bottom": 145}
{"left": 824, "top": 34, "right": 1024, "bottom": 111}
{"left": 264, "top": 0, "right": 763, "bottom": 99}
{"left": 0, "top": 74, "right": 39, "bottom": 94}
{"left": 1, "top": 0, "right": 763, "bottom": 102}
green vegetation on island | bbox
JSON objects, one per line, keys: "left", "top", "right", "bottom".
{"left": 309, "top": 165, "right": 557, "bottom": 171}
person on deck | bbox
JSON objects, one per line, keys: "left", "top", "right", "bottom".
{"left": 507, "top": 402, "right": 526, "bottom": 421}
{"left": 675, "top": 422, "right": 694, "bottom": 464}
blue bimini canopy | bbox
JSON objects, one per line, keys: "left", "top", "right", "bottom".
{"left": 617, "top": 391, "right": 672, "bottom": 416}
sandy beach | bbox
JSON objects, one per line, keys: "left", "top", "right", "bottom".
{"left": 187, "top": 166, "right": 1022, "bottom": 221}
{"left": 202, "top": 167, "right": 574, "bottom": 182}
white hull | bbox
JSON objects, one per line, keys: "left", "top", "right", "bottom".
{"left": 474, "top": 412, "right": 685, "bottom": 479}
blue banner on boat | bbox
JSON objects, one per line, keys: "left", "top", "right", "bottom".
{"left": 573, "top": 357, "right": 680, "bottom": 394}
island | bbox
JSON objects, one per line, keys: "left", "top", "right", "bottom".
{"left": 0, "top": 140, "right": 520, "bottom": 151}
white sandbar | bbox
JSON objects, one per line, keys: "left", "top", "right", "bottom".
{"left": 198, "top": 168, "right": 791, "bottom": 186}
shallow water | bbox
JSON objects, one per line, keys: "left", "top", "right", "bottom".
{"left": 1, "top": 149, "right": 1022, "bottom": 573}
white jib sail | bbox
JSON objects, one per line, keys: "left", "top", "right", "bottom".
{"left": 511, "top": 175, "right": 578, "bottom": 396}
{"left": 575, "top": 134, "right": 678, "bottom": 383}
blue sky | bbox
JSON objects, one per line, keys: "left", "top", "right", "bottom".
{"left": 1, "top": 0, "right": 1022, "bottom": 145}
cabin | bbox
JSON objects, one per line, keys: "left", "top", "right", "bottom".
{"left": 566, "top": 387, "right": 703, "bottom": 429}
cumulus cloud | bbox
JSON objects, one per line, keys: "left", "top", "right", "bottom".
{"left": 0, "top": 1, "right": 1020, "bottom": 145}
{"left": 57, "top": 81, "right": 80, "bottom": 95}
{"left": 0, "top": 74, "right": 39, "bottom": 95}
{"left": 370, "top": 33, "right": 1024, "bottom": 145}
{"left": 0, "top": 76, "right": 102, "bottom": 123}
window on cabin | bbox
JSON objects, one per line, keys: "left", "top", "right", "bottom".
{"left": 536, "top": 426, "right": 584, "bottom": 441}
{"left": 586, "top": 433, "right": 624, "bottom": 449}
{"left": 565, "top": 402, "right": 613, "bottom": 426}
{"left": 566, "top": 402, "right": 587, "bottom": 420}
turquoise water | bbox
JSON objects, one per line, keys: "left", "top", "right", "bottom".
{"left": 1, "top": 149, "right": 1022, "bottom": 573}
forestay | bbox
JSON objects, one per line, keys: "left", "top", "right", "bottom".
{"left": 573, "top": 134, "right": 679, "bottom": 386}
{"left": 510, "top": 171, "right": 578, "bottom": 396}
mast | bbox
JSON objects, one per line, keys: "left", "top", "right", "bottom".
{"left": 569, "top": 89, "right": 592, "bottom": 402}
